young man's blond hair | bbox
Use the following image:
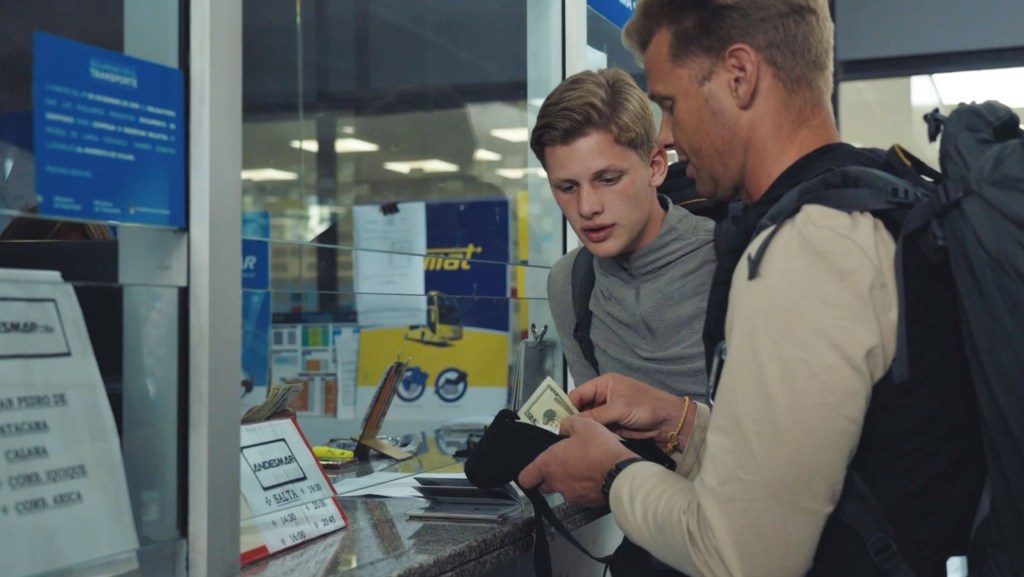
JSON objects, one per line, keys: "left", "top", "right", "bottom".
{"left": 530, "top": 68, "right": 656, "bottom": 168}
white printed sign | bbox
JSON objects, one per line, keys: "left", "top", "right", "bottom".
{"left": 0, "top": 268, "right": 139, "bottom": 577}
{"left": 0, "top": 298, "right": 70, "bottom": 358}
{"left": 239, "top": 419, "right": 347, "bottom": 564}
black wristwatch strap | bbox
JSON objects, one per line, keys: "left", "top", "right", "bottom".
{"left": 601, "top": 457, "right": 644, "bottom": 501}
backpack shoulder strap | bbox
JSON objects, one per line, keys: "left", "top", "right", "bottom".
{"left": 747, "top": 166, "right": 920, "bottom": 279}
{"left": 836, "top": 472, "right": 919, "bottom": 577}
{"left": 570, "top": 248, "right": 599, "bottom": 374}
{"left": 744, "top": 166, "right": 925, "bottom": 384}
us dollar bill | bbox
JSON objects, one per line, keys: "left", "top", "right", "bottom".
{"left": 517, "top": 376, "right": 578, "bottom": 433}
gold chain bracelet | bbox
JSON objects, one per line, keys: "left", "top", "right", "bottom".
{"left": 663, "top": 396, "right": 690, "bottom": 454}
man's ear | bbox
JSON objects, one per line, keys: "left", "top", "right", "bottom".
{"left": 723, "top": 43, "right": 759, "bottom": 109}
{"left": 648, "top": 146, "right": 669, "bottom": 188}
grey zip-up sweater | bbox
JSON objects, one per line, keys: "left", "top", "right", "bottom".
{"left": 547, "top": 195, "right": 717, "bottom": 398}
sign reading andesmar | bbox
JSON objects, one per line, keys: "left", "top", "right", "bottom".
{"left": 239, "top": 418, "right": 348, "bottom": 565}
{"left": 0, "top": 268, "right": 139, "bottom": 577}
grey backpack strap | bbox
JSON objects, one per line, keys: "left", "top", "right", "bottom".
{"left": 570, "top": 248, "right": 599, "bottom": 374}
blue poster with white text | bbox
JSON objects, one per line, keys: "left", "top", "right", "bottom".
{"left": 32, "top": 32, "right": 185, "bottom": 227}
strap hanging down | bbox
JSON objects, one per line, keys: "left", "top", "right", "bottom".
{"left": 836, "top": 473, "right": 918, "bottom": 577}
{"left": 523, "top": 488, "right": 615, "bottom": 577}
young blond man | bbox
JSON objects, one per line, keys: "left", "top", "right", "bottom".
{"left": 532, "top": 68, "right": 715, "bottom": 398}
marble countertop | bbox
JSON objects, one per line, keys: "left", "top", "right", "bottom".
{"left": 238, "top": 431, "right": 609, "bottom": 577}
{"left": 238, "top": 495, "right": 607, "bottom": 577}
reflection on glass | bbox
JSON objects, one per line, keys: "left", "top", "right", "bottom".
{"left": 241, "top": 0, "right": 564, "bottom": 443}
{"left": 1, "top": 6, "right": 187, "bottom": 569}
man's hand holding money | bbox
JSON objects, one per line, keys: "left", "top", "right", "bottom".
{"left": 515, "top": 376, "right": 638, "bottom": 506}
{"left": 571, "top": 372, "right": 690, "bottom": 447}
{"left": 517, "top": 377, "right": 579, "bottom": 433}
{"left": 517, "top": 415, "right": 637, "bottom": 507}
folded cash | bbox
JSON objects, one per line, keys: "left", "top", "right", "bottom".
{"left": 517, "top": 376, "right": 577, "bottom": 433}
{"left": 241, "top": 380, "right": 304, "bottom": 423}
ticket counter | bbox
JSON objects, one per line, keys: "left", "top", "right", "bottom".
{"left": 237, "top": 429, "right": 620, "bottom": 577}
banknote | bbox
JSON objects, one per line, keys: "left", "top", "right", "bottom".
{"left": 241, "top": 380, "right": 304, "bottom": 423}
{"left": 517, "top": 376, "right": 578, "bottom": 433}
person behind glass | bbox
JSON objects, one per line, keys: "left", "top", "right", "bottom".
{"left": 518, "top": 1, "right": 984, "bottom": 576}
{"left": 531, "top": 68, "right": 716, "bottom": 399}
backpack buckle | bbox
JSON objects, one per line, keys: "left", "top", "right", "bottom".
{"left": 865, "top": 534, "right": 902, "bottom": 567}
{"left": 934, "top": 182, "right": 966, "bottom": 214}
{"left": 886, "top": 186, "right": 917, "bottom": 206}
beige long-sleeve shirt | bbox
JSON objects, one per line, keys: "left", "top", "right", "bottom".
{"left": 609, "top": 205, "right": 899, "bottom": 577}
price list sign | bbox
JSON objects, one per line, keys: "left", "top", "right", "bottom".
{"left": 239, "top": 419, "right": 347, "bottom": 564}
{"left": 0, "top": 269, "right": 139, "bottom": 577}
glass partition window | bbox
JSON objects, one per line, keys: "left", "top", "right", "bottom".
{"left": 241, "top": 0, "right": 564, "bottom": 447}
{"left": 0, "top": 2, "right": 187, "bottom": 576}
{"left": 838, "top": 67, "right": 1024, "bottom": 167}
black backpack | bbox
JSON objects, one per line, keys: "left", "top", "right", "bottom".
{"left": 746, "top": 101, "right": 1024, "bottom": 577}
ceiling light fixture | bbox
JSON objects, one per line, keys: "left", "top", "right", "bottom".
{"left": 241, "top": 168, "right": 298, "bottom": 181}
{"left": 383, "top": 159, "right": 460, "bottom": 174}
{"left": 495, "top": 167, "right": 547, "bottom": 179}
{"left": 289, "top": 138, "right": 380, "bottom": 153}
{"left": 489, "top": 127, "right": 529, "bottom": 143}
{"left": 473, "top": 148, "right": 503, "bottom": 161}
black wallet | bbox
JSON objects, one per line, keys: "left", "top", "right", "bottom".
{"left": 463, "top": 409, "right": 678, "bottom": 577}
{"left": 464, "top": 408, "right": 674, "bottom": 489}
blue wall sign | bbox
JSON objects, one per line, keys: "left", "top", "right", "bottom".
{"left": 32, "top": 32, "right": 185, "bottom": 227}
{"left": 242, "top": 212, "right": 271, "bottom": 400}
{"left": 588, "top": 0, "right": 635, "bottom": 30}
{"left": 242, "top": 212, "right": 270, "bottom": 291}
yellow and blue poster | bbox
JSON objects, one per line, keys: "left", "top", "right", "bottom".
{"left": 354, "top": 199, "right": 510, "bottom": 421}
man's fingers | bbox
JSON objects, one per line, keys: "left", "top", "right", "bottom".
{"left": 518, "top": 459, "right": 544, "bottom": 489}
{"left": 568, "top": 384, "right": 596, "bottom": 410}
{"left": 558, "top": 414, "right": 582, "bottom": 436}
{"left": 577, "top": 404, "right": 617, "bottom": 425}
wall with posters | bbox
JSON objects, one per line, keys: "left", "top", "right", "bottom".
{"left": 353, "top": 198, "right": 510, "bottom": 423}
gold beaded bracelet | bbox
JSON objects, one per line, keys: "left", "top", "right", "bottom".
{"left": 663, "top": 396, "right": 690, "bottom": 454}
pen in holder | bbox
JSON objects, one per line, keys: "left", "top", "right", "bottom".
{"left": 509, "top": 323, "right": 553, "bottom": 411}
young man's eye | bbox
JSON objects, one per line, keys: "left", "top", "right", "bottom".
{"left": 558, "top": 184, "right": 577, "bottom": 194}
{"left": 599, "top": 175, "right": 621, "bottom": 186}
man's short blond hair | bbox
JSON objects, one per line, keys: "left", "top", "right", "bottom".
{"left": 623, "top": 0, "right": 834, "bottom": 103}
{"left": 530, "top": 68, "right": 656, "bottom": 168}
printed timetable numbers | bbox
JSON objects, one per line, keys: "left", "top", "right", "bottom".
{"left": 287, "top": 530, "right": 307, "bottom": 544}
{"left": 239, "top": 420, "right": 346, "bottom": 563}
{"left": 268, "top": 510, "right": 299, "bottom": 528}
{"left": 260, "top": 498, "right": 343, "bottom": 550}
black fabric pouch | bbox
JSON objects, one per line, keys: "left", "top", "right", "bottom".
{"left": 464, "top": 409, "right": 685, "bottom": 577}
